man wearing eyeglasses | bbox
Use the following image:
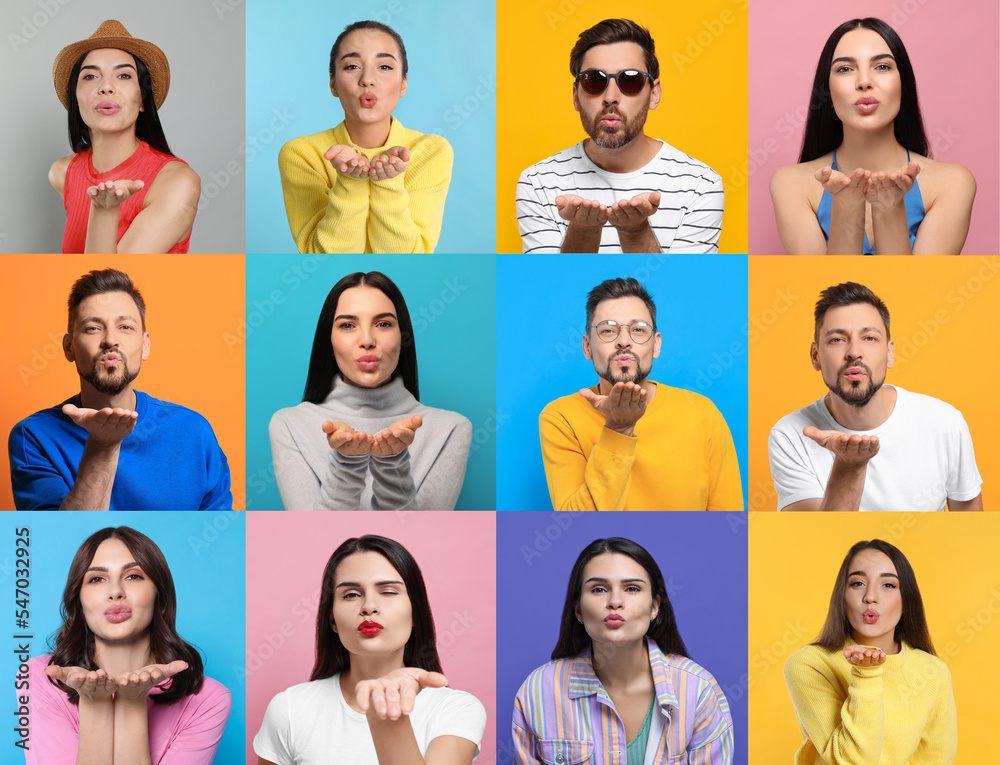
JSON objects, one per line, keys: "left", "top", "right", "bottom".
{"left": 539, "top": 277, "right": 743, "bottom": 511}
{"left": 516, "top": 18, "right": 724, "bottom": 255}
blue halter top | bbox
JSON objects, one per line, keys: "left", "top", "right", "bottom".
{"left": 815, "top": 148, "right": 925, "bottom": 255}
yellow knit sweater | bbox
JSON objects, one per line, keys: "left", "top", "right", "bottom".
{"left": 277, "top": 118, "right": 453, "bottom": 253}
{"left": 538, "top": 382, "right": 744, "bottom": 511}
{"left": 783, "top": 641, "right": 956, "bottom": 764}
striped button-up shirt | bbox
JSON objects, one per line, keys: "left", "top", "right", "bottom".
{"left": 513, "top": 639, "right": 733, "bottom": 764}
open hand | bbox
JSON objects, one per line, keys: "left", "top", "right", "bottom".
{"left": 815, "top": 166, "right": 869, "bottom": 206}
{"left": 803, "top": 426, "right": 879, "bottom": 466}
{"left": 369, "top": 146, "right": 410, "bottom": 182}
{"left": 62, "top": 404, "right": 137, "bottom": 447}
{"left": 45, "top": 665, "right": 118, "bottom": 702}
{"left": 355, "top": 667, "right": 449, "bottom": 720}
{"left": 843, "top": 644, "right": 887, "bottom": 667}
{"left": 865, "top": 160, "right": 920, "bottom": 211}
{"left": 324, "top": 144, "right": 371, "bottom": 179}
{"left": 579, "top": 381, "right": 648, "bottom": 436}
{"left": 322, "top": 421, "right": 374, "bottom": 456}
{"left": 555, "top": 194, "right": 608, "bottom": 229}
{"left": 607, "top": 191, "right": 660, "bottom": 233}
{"left": 371, "top": 415, "right": 423, "bottom": 457}
{"left": 113, "top": 660, "right": 189, "bottom": 702}
{"left": 87, "top": 179, "right": 144, "bottom": 209}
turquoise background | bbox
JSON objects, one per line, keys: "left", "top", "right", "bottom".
{"left": 245, "top": 254, "right": 497, "bottom": 511}
{"left": 496, "top": 253, "right": 749, "bottom": 510}
{"left": 245, "top": 0, "right": 497, "bottom": 254}
{"left": 0, "top": 512, "right": 245, "bottom": 763}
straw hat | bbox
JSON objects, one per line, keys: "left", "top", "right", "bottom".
{"left": 53, "top": 20, "right": 170, "bottom": 110}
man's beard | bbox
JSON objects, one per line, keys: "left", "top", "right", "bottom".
{"left": 597, "top": 353, "right": 649, "bottom": 386}
{"left": 826, "top": 361, "right": 884, "bottom": 409}
{"left": 81, "top": 357, "right": 140, "bottom": 396}
{"left": 580, "top": 97, "right": 650, "bottom": 149}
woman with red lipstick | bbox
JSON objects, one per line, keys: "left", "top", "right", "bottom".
{"left": 513, "top": 538, "right": 734, "bottom": 764}
{"left": 770, "top": 17, "right": 975, "bottom": 255}
{"left": 269, "top": 271, "right": 472, "bottom": 511}
{"left": 50, "top": 20, "right": 200, "bottom": 254}
{"left": 278, "top": 20, "right": 453, "bottom": 253}
{"left": 783, "top": 539, "right": 956, "bottom": 764}
{"left": 24, "top": 527, "right": 231, "bottom": 765}
{"left": 254, "top": 534, "right": 486, "bottom": 764}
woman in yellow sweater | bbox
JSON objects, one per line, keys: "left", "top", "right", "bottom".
{"left": 783, "top": 539, "right": 956, "bottom": 765}
{"left": 278, "top": 20, "right": 453, "bottom": 253}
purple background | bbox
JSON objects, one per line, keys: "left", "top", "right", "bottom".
{"left": 495, "top": 512, "right": 748, "bottom": 765}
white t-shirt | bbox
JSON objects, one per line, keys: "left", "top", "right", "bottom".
{"left": 768, "top": 386, "right": 982, "bottom": 511}
{"left": 515, "top": 140, "right": 724, "bottom": 254}
{"left": 253, "top": 673, "right": 486, "bottom": 764}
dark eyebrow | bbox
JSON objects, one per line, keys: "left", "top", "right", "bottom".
{"left": 81, "top": 63, "right": 137, "bottom": 73}
{"left": 583, "top": 576, "right": 648, "bottom": 585}
{"left": 847, "top": 570, "right": 899, "bottom": 579}
{"left": 340, "top": 51, "right": 398, "bottom": 62}
{"left": 79, "top": 314, "right": 140, "bottom": 325}
{"left": 824, "top": 326, "right": 883, "bottom": 338}
{"left": 333, "top": 312, "right": 397, "bottom": 321}
{"left": 832, "top": 53, "right": 895, "bottom": 66}
{"left": 86, "top": 561, "right": 141, "bottom": 573}
{"left": 335, "top": 579, "right": 404, "bottom": 589}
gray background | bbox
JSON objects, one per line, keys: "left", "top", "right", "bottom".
{"left": 1, "top": 0, "right": 245, "bottom": 253}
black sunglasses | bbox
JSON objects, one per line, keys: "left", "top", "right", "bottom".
{"left": 575, "top": 69, "right": 653, "bottom": 96}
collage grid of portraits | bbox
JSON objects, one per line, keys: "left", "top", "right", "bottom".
{"left": 2, "top": 0, "right": 1000, "bottom": 763}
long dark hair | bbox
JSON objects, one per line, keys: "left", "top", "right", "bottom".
{"left": 67, "top": 51, "right": 173, "bottom": 155}
{"left": 310, "top": 535, "right": 441, "bottom": 681}
{"left": 813, "top": 539, "right": 935, "bottom": 655}
{"left": 551, "top": 538, "right": 688, "bottom": 660}
{"left": 48, "top": 527, "right": 204, "bottom": 705}
{"left": 302, "top": 272, "right": 419, "bottom": 404}
{"left": 799, "top": 18, "right": 928, "bottom": 162}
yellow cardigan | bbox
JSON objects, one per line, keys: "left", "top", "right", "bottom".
{"left": 277, "top": 118, "right": 452, "bottom": 253}
{"left": 783, "top": 641, "right": 957, "bottom": 764}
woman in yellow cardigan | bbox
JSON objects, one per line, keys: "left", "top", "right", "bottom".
{"left": 278, "top": 21, "right": 453, "bottom": 253}
{"left": 783, "top": 539, "right": 956, "bottom": 765}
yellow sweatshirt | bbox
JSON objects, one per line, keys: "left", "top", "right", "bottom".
{"left": 277, "top": 118, "right": 453, "bottom": 253}
{"left": 783, "top": 641, "right": 957, "bottom": 764}
{"left": 538, "top": 382, "right": 744, "bottom": 511}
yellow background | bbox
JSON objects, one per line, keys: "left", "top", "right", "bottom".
{"left": 748, "top": 512, "right": 1000, "bottom": 762}
{"left": 748, "top": 256, "right": 1000, "bottom": 511}
{"left": 496, "top": 0, "right": 748, "bottom": 253}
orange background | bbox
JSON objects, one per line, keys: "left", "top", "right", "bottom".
{"left": 0, "top": 254, "right": 246, "bottom": 510}
{"left": 748, "top": 256, "right": 1000, "bottom": 511}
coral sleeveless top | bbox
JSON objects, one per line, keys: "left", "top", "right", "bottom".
{"left": 61, "top": 140, "right": 192, "bottom": 254}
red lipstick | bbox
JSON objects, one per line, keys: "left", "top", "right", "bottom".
{"left": 358, "top": 620, "right": 384, "bottom": 637}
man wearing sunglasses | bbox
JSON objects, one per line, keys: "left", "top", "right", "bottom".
{"left": 539, "top": 277, "right": 743, "bottom": 511}
{"left": 517, "top": 18, "right": 724, "bottom": 255}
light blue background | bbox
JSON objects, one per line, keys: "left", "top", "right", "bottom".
{"left": 496, "top": 253, "right": 749, "bottom": 510}
{"left": 245, "top": 254, "right": 497, "bottom": 511}
{"left": 246, "top": 0, "right": 496, "bottom": 254}
{"left": 0, "top": 512, "right": 245, "bottom": 763}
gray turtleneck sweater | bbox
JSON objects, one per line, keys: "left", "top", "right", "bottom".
{"left": 268, "top": 376, "right": 471, "bottom": 510}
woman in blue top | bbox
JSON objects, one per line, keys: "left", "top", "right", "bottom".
{"left": 770, "top": 17, "right": 975, "bottom": 256}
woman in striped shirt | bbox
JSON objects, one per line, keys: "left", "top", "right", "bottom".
{"left": 513, "top": 537, "right": 734, "bottom": 764}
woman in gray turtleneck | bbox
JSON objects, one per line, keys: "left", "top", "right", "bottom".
{"left": 269, "top": 271, "right": 471, "bottom": 510}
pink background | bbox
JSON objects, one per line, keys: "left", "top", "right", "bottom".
{"left": 244, "top": 513, "right": 497, "bottom": 764}
{"left": 748, "top": 0, "right": 999, "bottom": 255}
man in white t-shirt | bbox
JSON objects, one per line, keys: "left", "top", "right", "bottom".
{"left": 515, "top": 18, "right": 724, "bottom": 255}
{"left": 768, "top": 281, "right": 983, "bottom": 512}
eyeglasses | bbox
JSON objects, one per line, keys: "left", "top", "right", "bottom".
{"left": 575, "top": 69, "right": 653, "bottom": 96}
{"left": 586, "top": 320, "right": 655, "bottom": 344}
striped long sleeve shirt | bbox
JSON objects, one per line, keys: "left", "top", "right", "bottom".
{"left": 513, "top": 639, "right": 734, "bottom": 764}
{"left": 515, "top": 141, "right": 724, "bottom": 255}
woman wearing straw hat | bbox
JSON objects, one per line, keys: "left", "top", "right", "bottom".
{"left": 50, "top": 20, "right": 200, "bottom": 254}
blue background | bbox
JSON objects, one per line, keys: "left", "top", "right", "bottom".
{"left": 245, "top": 254, "right": 497, "bottom": 510}
{"left": 496, "top": 253, "right": 749, "bottom": 510}
{"left": 0, "top": 512, "right": 245, "bottom": 763}
{"left": 496, "top": 512, "right": 748, "bottom": 765}
{"left": 245, "top": 0, "right": 497, "bottom": 254}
